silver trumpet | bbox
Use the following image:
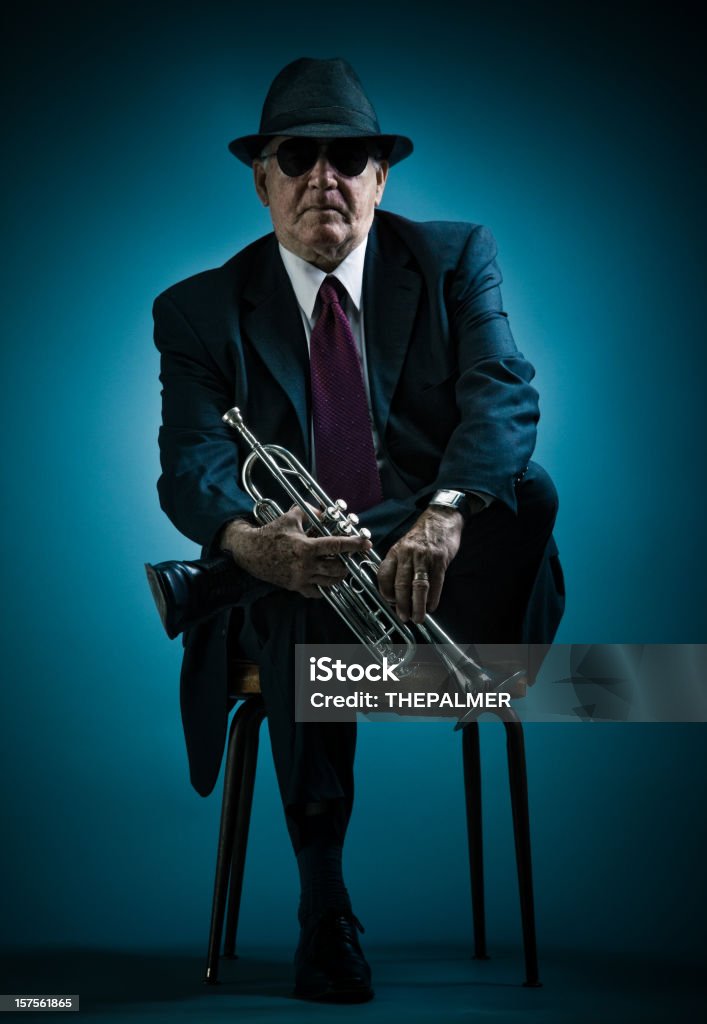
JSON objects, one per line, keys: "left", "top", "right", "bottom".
{"left": 222, "top": 407, "right": 524, "bottom": 728}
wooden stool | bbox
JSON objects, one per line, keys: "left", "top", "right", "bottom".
{"left": 204, "top": 660, "right": 541, "bottom": 988}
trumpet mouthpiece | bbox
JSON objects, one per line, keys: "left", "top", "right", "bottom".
{"left": 222, "top": 406, "right": 243, "bottom": 428}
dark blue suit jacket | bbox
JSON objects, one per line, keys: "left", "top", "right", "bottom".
{"left": 154, "top": 210, "right": 551, "bottom": 795}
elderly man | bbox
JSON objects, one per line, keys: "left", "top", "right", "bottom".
{"left": 150, "top": 57, "right": 564, "bottom": 1003}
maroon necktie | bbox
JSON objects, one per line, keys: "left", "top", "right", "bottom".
{"left": 309, "top": 277, "right": 383, "bottom": 512}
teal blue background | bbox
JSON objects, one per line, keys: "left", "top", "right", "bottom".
{"left": 2, "top": 0, "right": 705, "bottom": 966}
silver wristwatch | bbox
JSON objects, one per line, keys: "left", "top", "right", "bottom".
{"left": 428, "top": 489, "right": 475, "bottom": 523}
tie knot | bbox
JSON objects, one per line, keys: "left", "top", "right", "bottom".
{"left": 318, "top": 277, "right": 345, "bottom": 308}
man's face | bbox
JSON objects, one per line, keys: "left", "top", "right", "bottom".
{"left": 253, "top": 136, "right": 389, "bottom": 271}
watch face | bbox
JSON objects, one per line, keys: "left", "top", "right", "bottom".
{"left": 430, "top": 489, "right": 472, "bottom": 521}
{"left": 433, "top": 490, "right": 464, "bottom": 506}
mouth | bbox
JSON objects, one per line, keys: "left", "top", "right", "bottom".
{"left": 301, "top": 205, "right": 346, "bottom": 216}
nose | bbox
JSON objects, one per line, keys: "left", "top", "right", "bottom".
{"left": 307, "top": 153, "right": 338, "bottom": 188}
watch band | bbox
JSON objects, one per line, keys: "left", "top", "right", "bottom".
{"left": 428, "top": 489, "right": 477, "bottom": 523}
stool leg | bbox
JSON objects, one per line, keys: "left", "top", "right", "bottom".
{"left": 203, "top": 699, "right": 251, "bottom": 985}
{"left": 223, "top": 697, "right": 265, "bottom": 958}
{"left": 504, "top": 719, "right": 541, "bottom": 987}
{"left": 462, "top": 722, "right": 489, "bottom": 960}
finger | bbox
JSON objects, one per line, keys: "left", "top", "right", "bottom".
{"left": 394, "top": 562, "right": 414, "bottom": 622}
{"left": 287, "top": 504, "right": 311, "bottom": 533}
{"left": 377, "top": 552, "right": 398, "bottom": 602}
{"left": 311, "top": 561, "right": 349, "bottom": 580}
{"left": 303, "top": 501, "right": 327, "bottom": 534}
{"left": 309, "top": 573, "right": 345, "bottom": 587}
{"left": 300, "top": 505, "right": 329, "bottom": 534}
{"left": 426, "top": 564, "right": 446, "bottom": 614}
{"left": 310, "top": 534, "right": 372, "bottom": 558}
{"left": 411, "top": 574, "right": 430, "bottom": 624}
{"left": 410, "top": 553, "right": 433, "bottom": 624}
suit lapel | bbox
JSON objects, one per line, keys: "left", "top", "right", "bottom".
{"left": 241, "top": 236, "right": 310, "bottom": 462}
{"left": 238, "top": 218, "right": 421, "bottom": 461}
{"left": 363, "top": 216, "right": 421, "bottom": 440}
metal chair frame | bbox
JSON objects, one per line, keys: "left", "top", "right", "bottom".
{"left": 203, "top": 674, "right": 541, "bottom": 988}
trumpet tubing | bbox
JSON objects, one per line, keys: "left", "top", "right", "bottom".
{"left": 221, "top": 406, "right": 502, "bottom": 696}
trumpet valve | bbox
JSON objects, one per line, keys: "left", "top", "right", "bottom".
{"left": 347, "top": 513, "right": 359, "bottom": 526}
{"left": 321, "top": 500, "right": 347, "bottom": 526}
{"left": 335, "top": 499, "right": 348, "bottom": 512}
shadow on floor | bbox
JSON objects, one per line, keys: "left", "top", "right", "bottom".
{"left": 0, "top": 944, "right": 704, "bottom": 1022}
{"left": 0, "top": 948, "right": 292, "bottom": 1009}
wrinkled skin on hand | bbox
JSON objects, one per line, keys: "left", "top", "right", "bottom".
{"left": 221, "top": 505, "right": 372, "bottom": 600}
{"left": 377, "top": 507, "right": 465, "bottom": 624}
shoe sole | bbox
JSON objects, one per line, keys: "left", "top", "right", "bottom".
{"left": 144, "top": 563, "right": 176, "bottom": 638}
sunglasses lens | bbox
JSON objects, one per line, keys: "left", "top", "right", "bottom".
{"left": 276, "top": 138, "right": 319, "bottom": 176}
{"left": 328, "top": 140, "right": 370, "bottom": 176}
{"left": 274, "top": 138, "right": 371, "bottom": 177}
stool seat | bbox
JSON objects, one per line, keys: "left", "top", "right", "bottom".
{"left": 230, "top": 660, "right": 263, "bottom": 698}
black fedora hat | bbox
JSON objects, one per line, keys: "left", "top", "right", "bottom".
{"left": 228, "top": 57, "right": 413, "bottom": 167}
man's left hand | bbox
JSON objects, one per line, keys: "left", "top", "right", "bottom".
{"left": 377, "top": 508, "right": 464, "bottom": 625}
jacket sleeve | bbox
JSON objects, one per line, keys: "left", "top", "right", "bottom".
{"left": 434, "top": 223, "right": 539, "bottom": 513}
{"left": 153, "top": 291, "right": 253, "bottom": 552}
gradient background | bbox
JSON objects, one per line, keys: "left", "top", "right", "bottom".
{"left": 2, "top": 0, "right": 705, "bottom": 985}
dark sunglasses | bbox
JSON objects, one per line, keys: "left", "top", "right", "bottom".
{"left": 264, "top": 137, "right": 374, "bottom": 178}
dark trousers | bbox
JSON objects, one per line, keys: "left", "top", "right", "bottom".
{"left": 236, "top": 461, "right": 564, "bottom": 849}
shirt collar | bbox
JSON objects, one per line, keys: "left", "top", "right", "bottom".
{"left": 278, "top": 236, "right": 368, "bottom": 320}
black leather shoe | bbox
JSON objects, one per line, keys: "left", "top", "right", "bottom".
{"left": 294, "top": 909, "right": 374, "bottom": 1003}
{"left": 144, "top": 555, "right": 245, "bottom": 639}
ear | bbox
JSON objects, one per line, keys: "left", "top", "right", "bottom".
{"left": 253, "top": 160, "right": 269, "bottom": 207}
{"left": 374, "top": 161, "right": 389, "bottom": 207}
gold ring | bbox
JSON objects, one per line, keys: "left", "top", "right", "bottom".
{"left": 413, "top": 571, "right": 430, "bottom": 582}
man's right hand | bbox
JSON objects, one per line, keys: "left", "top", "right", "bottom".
{"left": 220, "top": 506, "right": 372, "bottom": 599}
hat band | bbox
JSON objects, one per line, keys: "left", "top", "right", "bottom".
{"left": 262, "top": 104, "right": 381, "bottom": 135}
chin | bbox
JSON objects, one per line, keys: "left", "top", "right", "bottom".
{"left": 306, "top": 228, "right": 349, "bottom": 250}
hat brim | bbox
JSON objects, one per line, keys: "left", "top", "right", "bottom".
{"left": 228, "top": 126, "right": 413, "bottom": 167}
